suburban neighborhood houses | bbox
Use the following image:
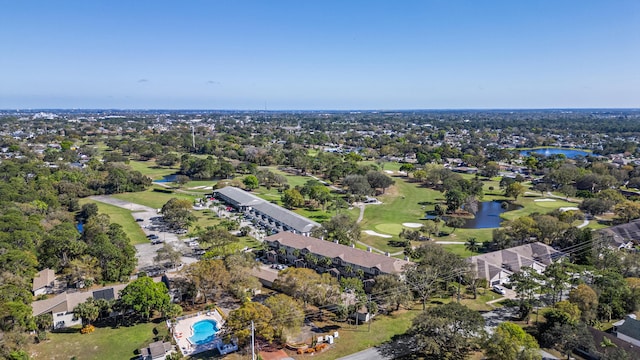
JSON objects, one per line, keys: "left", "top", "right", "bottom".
{"left": 0, "top": 109, "right": 639, "bottom": 360}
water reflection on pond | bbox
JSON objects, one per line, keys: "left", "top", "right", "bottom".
{"left": 460, "top": 201, "right": 521, "bottom": 229}
{"left": 425, "top": 201, "right": 522, "bottom": 229}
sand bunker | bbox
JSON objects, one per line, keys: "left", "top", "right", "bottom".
{"left": 403, "top": 222, "right": 423, "bottom": 228}
{"left": 363, "top": 230, "right": 392, "bottom": 238}
{"left": 559, "top": 207, "right": 580, "bottom": 212}
{"left": 534, "top": 198, "right": 556, "bottom": 202}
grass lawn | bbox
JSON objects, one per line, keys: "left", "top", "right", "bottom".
{"left": 112, "top": 187, "right": 197, "bottom": 210}
{"left": 128, "top": 159, "right": 178, "bottom": 180}
{"left": 439, "top": 243, "right": 479, "bottom": 258}
{"left": 78, "top": 198, "right": 148, "bottom": 245}
{"left": 501, "top": 196, "right": 578, "bottom": 221}
{"left": 298, "top": 308, "right": 419, "bottom": 360}
{"left": 30, "top": 320, "right": 168, "bottom": 360}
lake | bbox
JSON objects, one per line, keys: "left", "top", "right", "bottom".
{"left": 459, "top": 201, "right": 521, "bottom": 229}
{"left": 520, "top": 148, "right": 590, "bottom": 159}
{"left": 155, "top": 174, "right": 178, "bottom": 183}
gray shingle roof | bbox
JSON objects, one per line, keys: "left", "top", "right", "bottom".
{"left": 468, "top": 242, "right": 563, "bottom": 281}
{"left": 32, "top": 268, "right": 56, "bottom": 291}
{"left": 214, "top": 186, "right": 319, "bottom": 233}
{"left": 214, "top": 186, "right": 264, "bottom": 207}
{"left": 264, "top": 232, "right": 410, "bottom": 274}
{"left": 617, "top": 316, "right": 640, "bottom": 341}
{"left": 599, "top": 219, "right": 640, "bottom": 246}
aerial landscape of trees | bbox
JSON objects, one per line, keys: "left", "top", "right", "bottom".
{"left": 1, "top": 109, "right": 640, "bottom": 359}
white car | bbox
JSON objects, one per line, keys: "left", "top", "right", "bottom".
{"left": 492, "top": 285, "right": 507, "bottom": 295}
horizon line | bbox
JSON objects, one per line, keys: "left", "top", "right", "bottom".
{"left": 2, "top": 107, "right": 639, "bottom": 112}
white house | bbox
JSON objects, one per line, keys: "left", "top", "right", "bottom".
{"left": 31, "top": 284, "right": 127, "bottom": 329}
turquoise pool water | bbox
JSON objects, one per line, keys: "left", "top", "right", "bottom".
{"left": 189, "top": 319, "right": 219, "bottom": 345}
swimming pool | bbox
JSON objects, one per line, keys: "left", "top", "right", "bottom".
{"left": 189, "top": 319, "right": 219, "bottom": 345}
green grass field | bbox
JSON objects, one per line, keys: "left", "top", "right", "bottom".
{"left": 304, "top": 308, "right": 419, "bottom": 360}
{"left": 30, "top": 320, "right": 168, "bottom": 360}
{"left": 111, "top": 187, "right": 197, "bottom": 210}
{"left": 128, "top": 160, "right": 178, "bottom": 180}
{"left": 78, "top": 198, "right": 148, "bottom": 245}
{"left": 355, "top": 175, "right": 586, "bottom": 256}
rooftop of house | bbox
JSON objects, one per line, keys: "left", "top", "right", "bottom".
{"left": 32, "top": 268, "right": 56, "bottom": 291}
{"left": 468, "top": 242, "right": 563, "bottom": 282}
{"left": 616, "top": 315, "right": 640, "bottom": 341}
{"left": 31, "top": 283, "right": 128, "bottom": 317}
{"left": 599, "top": 219, "right": 640, "bottom": 246}
{"left": 214, "top": 186, "right": 320, "bottom": 233}
{"left": 264, "top": 232, "right": 411, "bottom": 274}
{"left": 141, "top": 341, "right": 173, "bottom": 359}
{"left": 469, "top": 242, "right": 562, "bottom": 270}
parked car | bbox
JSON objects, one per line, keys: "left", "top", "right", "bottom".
{"left": 151, "top": 239, "right": 163, "bottom": 245}
{"left": 492, "top": 285, "right": 507, "bottom": 295}
{"left": 147, "top": 234, "right": 159, "bottom": 240}
{"left": 135, "top": 218, "right": 144, "bottom": 222}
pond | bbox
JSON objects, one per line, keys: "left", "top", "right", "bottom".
{"left": 155, "top": 174, "right": 178, "bottom": 183}
{"left": 458, "top": 201, "right": 521, "bottom": 229}
{"left": 520, "top": 148, "right": 590, "bottom": 159}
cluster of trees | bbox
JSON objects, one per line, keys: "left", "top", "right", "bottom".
{"left": 0, "top": 156, "right": 145, "bottom": 358}
{"left": 72, "top": 276, "right": 178, "bottom": 327}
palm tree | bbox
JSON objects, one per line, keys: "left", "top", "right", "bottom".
{"left": 304, "top": 253, "right": 318, "bottom": 268}
{"left": 465, "top": 237, "right": 480, "bottom": 253}
{"left": 344, "top": 265, "right": 354, "bottom": 275}
{"left": 320, "top": 256, "right": 333, "bottom": 268}
{"left": 356, "top": 269, "right": 365, "bottom": 279}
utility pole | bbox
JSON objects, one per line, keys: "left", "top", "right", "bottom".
{"left": 251, "top": 321, "right": 255, "bottom": 360}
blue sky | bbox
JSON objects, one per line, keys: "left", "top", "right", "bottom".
{"left": 1, "top": 0, "right": 638, "bottom": 109}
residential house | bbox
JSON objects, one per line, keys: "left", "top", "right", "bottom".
{"left": 140, "top": 341, "right": 174, "bottom": 360}
{"left": 263, "top": 232, "right": 411, "bottom": 279}
{"left": 598, "top": 220, "right": 640, "bottom": 250}
{"left": 31, "top": 284, "right": 127, "bottom": 329}
{"left": 32, "top": 268, "right": 56, "bottom": 296}
{"left": 213, "top": 186, "right": 319, "bottom": 236}
{"left": 613, "top": 315, "right": 640, "bottom": 347}
{"left": 468, "top": 242, "right": 564, "bottom": 286}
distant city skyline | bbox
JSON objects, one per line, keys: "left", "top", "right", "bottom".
{"left": 1, "top": 0, "right": 638, "bottom": 110}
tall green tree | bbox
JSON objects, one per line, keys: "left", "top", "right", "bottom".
{"left": 264, "top": 294, "right": 304, "bottom": 341}
{"left": 161, "top": 198, "right": 195, "bottom": 230}
{"left": 225, "top": 301, "right": 273, "bottom": 345}
{"left": 484, "top": 322, "right": 541, "bottom": 360}
{"left": 409, "top": 302, "right": 485, "bottom": 360}
{"left": 311, "top": 213, "right": 360, "bottom": 245}
{"left": 118, "top": 276, "right": 170, "bottom": 321}
{"left": 183, "top": 259, "right": 230, "bottom": 304}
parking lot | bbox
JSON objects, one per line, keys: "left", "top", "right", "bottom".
{"left": 89, "top": 196, "right": 198, "bottom": 274}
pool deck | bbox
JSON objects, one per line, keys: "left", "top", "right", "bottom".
{"left": 172, "top": 310, "right": 225, "bottom": 356}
